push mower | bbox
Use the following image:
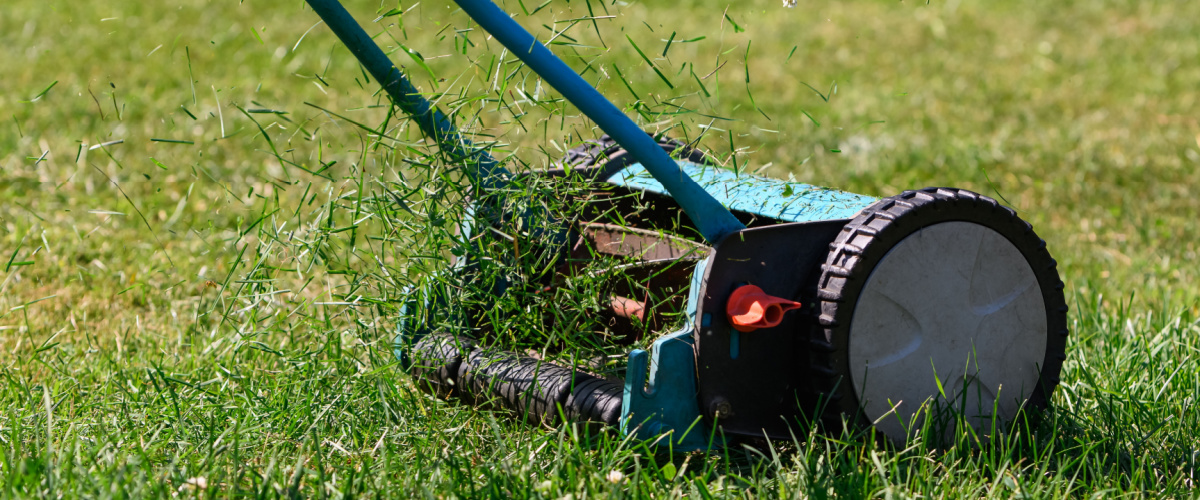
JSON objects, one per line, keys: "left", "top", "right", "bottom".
{"left": 301, "top": 0, "right": 1068, "bottom": 449}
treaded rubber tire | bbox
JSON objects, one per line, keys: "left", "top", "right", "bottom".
{"left": 449, "top": 344, "right": 621, "bottom": 427}
{"left": 458, "top": 348, "right": 516, "bottom": 407}
{"left": 811, "top": 187, "right": 1068, "bottom": 437}
{"left": 591, "top": 385, "right": 624, "bottom": 426}
{"left": 499, "top": 358, "right": 575, "bottom": 426}
{"left": 564, "top": 376, "right": 622, "bottom": 426}
{"left": 409, "top": 333, "right": 476, "bottom": 399}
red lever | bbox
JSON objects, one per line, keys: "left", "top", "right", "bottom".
{"left": 726, "top": 285, "right": 802, "bottom": 332}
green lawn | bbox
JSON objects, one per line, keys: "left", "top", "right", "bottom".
{"left": 2, "top": 0, "right": 1199, "bottom": 496}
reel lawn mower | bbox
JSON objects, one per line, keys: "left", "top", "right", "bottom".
{"left": 303, "top": 0, "right": 1068, "bottom": 449}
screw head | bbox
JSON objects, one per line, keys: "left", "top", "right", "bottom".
{"left": 709, "top": 398, "right": 733, "bottom": 419}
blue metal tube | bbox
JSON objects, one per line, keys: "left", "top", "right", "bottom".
{"left": 308, "top": 0, "right": 576, "bottom": 250}
{"left": 450, "top": 0, "right": 747, "bottom": 244}
{"left": 305, "top": 0, "right": 510, "bottom": 192}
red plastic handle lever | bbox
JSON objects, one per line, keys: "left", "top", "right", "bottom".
{"left": 726, "top": 285, "right": 802, "bottom": 332}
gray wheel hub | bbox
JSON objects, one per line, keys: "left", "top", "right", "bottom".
{"left": 849, "top": 221, "right": 1047, "bottom": 441}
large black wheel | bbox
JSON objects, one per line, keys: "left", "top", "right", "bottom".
{"left": 812, "top": 188, "right": 1068, "bottom": 443}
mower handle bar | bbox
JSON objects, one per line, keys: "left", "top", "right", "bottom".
{"left": 305, "top": 0, "right": 746, "bottom": 244}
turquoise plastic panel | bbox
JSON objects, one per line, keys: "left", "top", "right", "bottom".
{"left": 606, "top": 161, "right": 877, "bottom": 224}
{"left": 622, "top": 259, "right": 714, "bottom": 451}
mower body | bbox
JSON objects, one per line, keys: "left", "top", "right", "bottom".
{"left": 304, "top": 0, "right": 1067, "bottom": 449}
{"left": 584, "top": 158, "right": 876, "bottom": 448}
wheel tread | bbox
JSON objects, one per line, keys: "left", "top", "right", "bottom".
{"left": 809, "top": 187, "right": 1069, "bottom": 436}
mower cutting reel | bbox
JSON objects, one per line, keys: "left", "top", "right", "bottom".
{"left": 303, "top": 0, "right": 1069, "bottom": 448}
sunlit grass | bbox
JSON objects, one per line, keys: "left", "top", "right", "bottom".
{"left": 2, "top": 0, "right": 1199, "bottom": 496}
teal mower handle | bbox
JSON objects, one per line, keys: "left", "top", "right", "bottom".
{"left": 305, "top": 0, "right": 507, "bottom": 190}
{"left": 449, "top": 0, "right": 745, "bottom": 244}
{"left": 305, "top": 0, "right": 567, "bottom": 246}
{"left": 305, "top": 0, "right": 746, "bottom": 244}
